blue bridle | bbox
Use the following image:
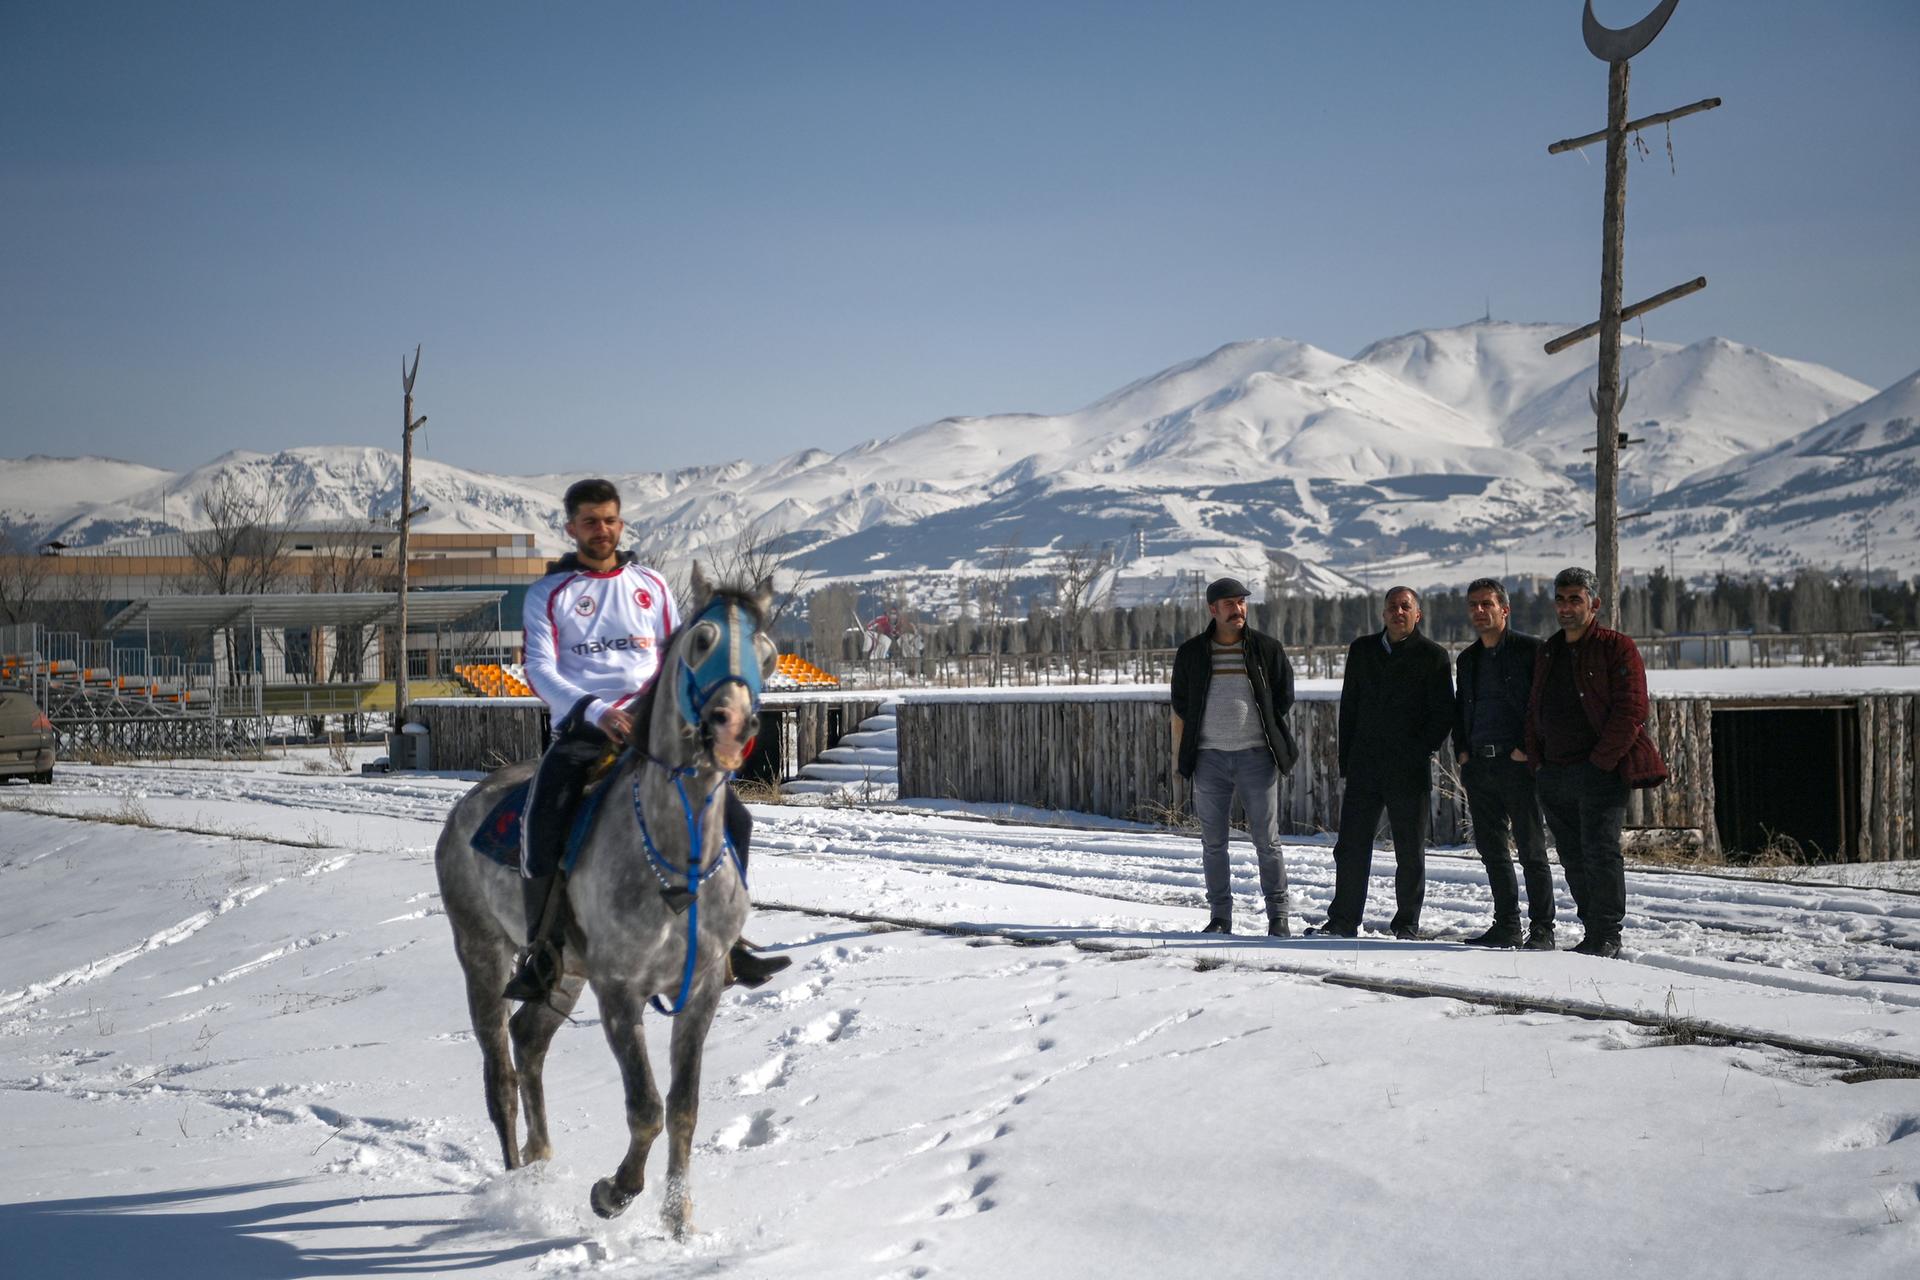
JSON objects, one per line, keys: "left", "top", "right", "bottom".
{"left": 640, "top": 595, "right": 768, "bottom": 1016}
{"left": 674, "top": 597, "right": 767, "bottom": 729}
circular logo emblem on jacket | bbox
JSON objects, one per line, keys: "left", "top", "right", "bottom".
{"left": 635, "top": 588, "right": 652, "bottom": 609}
{"left": 574, "top": 596, "right": 596, "bottom": 617}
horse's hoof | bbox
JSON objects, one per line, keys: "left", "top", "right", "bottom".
{"left": 590, "top": 1176, "right": 635, "bottom": 1220}
{"left": 662, "top": 1188, "right": 693, "bottom": 1238}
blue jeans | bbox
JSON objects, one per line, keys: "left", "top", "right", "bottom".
{"left": 1192, "top": 748, "right": 1288, "bottom": 920}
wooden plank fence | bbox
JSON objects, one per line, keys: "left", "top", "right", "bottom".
{"left": 897, "top": 691, "right": 1920, "bottom": 862}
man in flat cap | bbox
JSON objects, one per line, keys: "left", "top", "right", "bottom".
{"left": 1170, "top": 576, "right": 1300, "bottom": 936}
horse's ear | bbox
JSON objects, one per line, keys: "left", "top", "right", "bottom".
{"left": 690, "top": 561, "right": 711, "bottom": 607}
{"left": 751, "top": 575, "right": 775, "bottom": 619}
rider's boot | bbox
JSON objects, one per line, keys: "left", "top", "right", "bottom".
{"left": 504, "top": 870, "right": 566, "bottom": 1002}
{"left": 718, "top": 792, "right": 792, "bottom": 988}
{"left": 727, "top": 940, "right": 792, "bottom": 989}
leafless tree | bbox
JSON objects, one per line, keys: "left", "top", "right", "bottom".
{"left": 807, "top": 584, "right": 861, "bottom": 662}
{"left": 1049, "top": 541, "right": 1113, "bottom": 661}
{"left": 974, "top": 536, "right": 1023, "bottom": 684}
{"left": 304, "top": 523, "right": 401, "bottom": 685}
{"left": 178, "top": 472, "right": 301, "bottom": 675}
{"left": 183, "top": 472, "right": 298, "bottom": 596}
{"left": 32, "top": 555, "right": 116, "bottom": 637}
{"left": 696, "top": 518, "right": 819, "bottom": 633}
{"left": 0, "top": 529, "right": 52, "bottom": 626}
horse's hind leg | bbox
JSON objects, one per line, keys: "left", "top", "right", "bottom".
{"left": 587, "top": 982, "right": 663, "bottom": 1220}
{"left": 509, "top": 972, "right": 583, "bottom": 1164}
{"left": 456, "top": 938, "right": 522, "bottom": 1170}
{"left": 660, "top": 989, "right": 722, "bottom": 1238}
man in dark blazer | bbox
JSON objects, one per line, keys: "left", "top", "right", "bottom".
{"left": 1312, "top": 585, "right": 1454, "bottom": 939}
{"left": 1170, "top": 577, "right": 1300, "bottom": 936}
{"left": 1453, "top": 577, "right": 1554, "bottom": 949}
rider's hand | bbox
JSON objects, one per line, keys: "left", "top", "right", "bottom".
{"left": 598, "top": 706, "right": 634, "bottom": 746}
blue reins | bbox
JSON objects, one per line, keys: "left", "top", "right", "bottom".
{"left": 630, "top": 754, "right": 749, "bottom": 1016}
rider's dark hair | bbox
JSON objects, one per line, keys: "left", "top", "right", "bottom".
{"left": 563, "top": 478, "right": 621, "bottom": 519}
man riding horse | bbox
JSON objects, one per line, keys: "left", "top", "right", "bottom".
{"left": 504, "top": 476, "right": 791, "bottom": 1002}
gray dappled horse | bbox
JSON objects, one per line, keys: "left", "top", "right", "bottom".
{"left": 435, "top": 569, "right": 778, "bottom": 1234}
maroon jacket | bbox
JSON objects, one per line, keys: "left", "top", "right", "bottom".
{"left": 1523, "top": 623, "right": 1668, "bottom": 788}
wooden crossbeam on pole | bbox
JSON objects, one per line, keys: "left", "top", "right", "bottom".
{"left": 1545, "top": 276, "right": 1708, "bottom": 354}
{"left": 1547, "top": 96, "right": 1722, "bottom": 154}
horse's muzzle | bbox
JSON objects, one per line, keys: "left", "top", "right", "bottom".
{"left": 701, "top": 683, "right": 758, "bottom": 772}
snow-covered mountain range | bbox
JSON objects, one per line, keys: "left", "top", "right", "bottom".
{"left": 3, "top": 320, "right": 1905, "bottom": 603}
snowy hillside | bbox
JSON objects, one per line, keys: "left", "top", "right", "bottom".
{"left": 5, "top": 321, "right": 1907, "bottom": 599}
{"left": 1641, "top": 369, "right": 1920, "bottom": 568}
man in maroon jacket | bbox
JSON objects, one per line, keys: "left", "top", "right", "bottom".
{"left": 1524, "top": 567, "right": 1668, "bottom": 958}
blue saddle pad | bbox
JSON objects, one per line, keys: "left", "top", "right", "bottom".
{"left": 470, "top": 777, "right": 609, "bottom": 874}
{"left": 471, "top": 781, "right": 532, "bottom": 866}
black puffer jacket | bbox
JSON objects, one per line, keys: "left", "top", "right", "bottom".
{"left": 1170, "top": 625, "right": 1298, "bottom": 780}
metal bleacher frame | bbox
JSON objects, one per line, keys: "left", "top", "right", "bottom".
{"left": 1, "top": 620, "right": 260, "bottom": 757}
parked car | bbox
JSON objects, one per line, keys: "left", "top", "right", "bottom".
{"left": 0, "top": 690, "right": 55, "bottom": 784}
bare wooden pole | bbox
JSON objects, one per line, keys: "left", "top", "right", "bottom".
{"left": 1593, "top": 58, "right": 1630, "bottom": 627}
{"left": 396, "top": 346, "right": 426, "bottom": 723}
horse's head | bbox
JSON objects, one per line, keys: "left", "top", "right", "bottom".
{"left": 657, "top": 564, "right": 778, "bottom": 773}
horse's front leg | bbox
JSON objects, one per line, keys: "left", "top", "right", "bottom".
{"left": 588, "top": 981, "right": 663, "bottom": 1220}
{"left": 660, "top": 981, "right": 724, "bottom": 1238}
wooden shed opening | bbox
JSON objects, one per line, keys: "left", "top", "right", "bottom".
{"left": 1711, "top": 706, "right": 1859, "bottom": 863}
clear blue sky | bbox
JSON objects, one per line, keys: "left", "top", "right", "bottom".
{"left": 3, "top": 1, "right": 1915, "bottom": 477}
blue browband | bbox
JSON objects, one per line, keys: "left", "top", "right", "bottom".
{"left": 674, "top": 598, "right": 765, "bottom": 728}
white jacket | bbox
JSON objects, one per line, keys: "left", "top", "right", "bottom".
{"left": 521, "top": 554, "right": 679, "bottom": 728}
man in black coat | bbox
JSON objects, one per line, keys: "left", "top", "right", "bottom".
{"left": 1452, "top": 577, "right": 1555, "bottom": 949}
{"left": 1169, "top": 577, "right": 1300, "bottom": 936}
{"left": 1312, "top": 585, "right": 1454, "bottom": 939}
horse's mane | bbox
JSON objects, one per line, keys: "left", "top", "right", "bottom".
{"left": 689, "top": 579, "right": 769, "bottom": 630}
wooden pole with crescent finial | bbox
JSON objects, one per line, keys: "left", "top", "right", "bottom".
{"left": 1545, "top": 0, "right": 1719, "bottom": 625}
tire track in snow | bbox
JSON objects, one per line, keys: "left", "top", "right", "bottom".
{"left": 0, "top": 882, "right": 278, "bottom": 1018}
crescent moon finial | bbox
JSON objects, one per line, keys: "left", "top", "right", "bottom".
{"left": 1582, "top": 0, "right": 1681, "bottom": 63}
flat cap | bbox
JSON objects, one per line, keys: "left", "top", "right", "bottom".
{"left": 1206, "top": 576, "right": 1252, "bottom": 604}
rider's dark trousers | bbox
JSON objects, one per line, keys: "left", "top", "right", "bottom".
{"left": 521, "top": 697, "right": 754, "bottom": 882}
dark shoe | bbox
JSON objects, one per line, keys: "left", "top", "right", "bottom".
{"left": 1462, "top": 923, "right": 1523, "bottom": 949}
{"left": 503, "top": 941, "right": 561, "bottom": 1002}
{"left": 1306, "top": 922, "right": 1358, "bottom": 939}
{"left": 1391, "top": 925, "right": 1420, "bottom": 941}
{"left": 1267, "top": 915, "right": 1291, "bottom": 939}
{"left": 727, "top": 941, "right": 793, "bottom": 989}
{"left": 1201, "top": 917, "right": 1233, "bottom": 935}
{"left": 1522, "top": 925, "right": 1557, "bottom": 951}
{"left": 1571, "top": 934, "right": 1621, "bottom": 958}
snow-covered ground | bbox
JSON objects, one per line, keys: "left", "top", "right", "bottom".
{"left": 5, "top": 754, "right": 1920, "bottom": 1278}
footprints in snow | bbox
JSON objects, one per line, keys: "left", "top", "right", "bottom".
{"left": 1833, "top": 1113, "right": 1920, "bottom": 1150}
